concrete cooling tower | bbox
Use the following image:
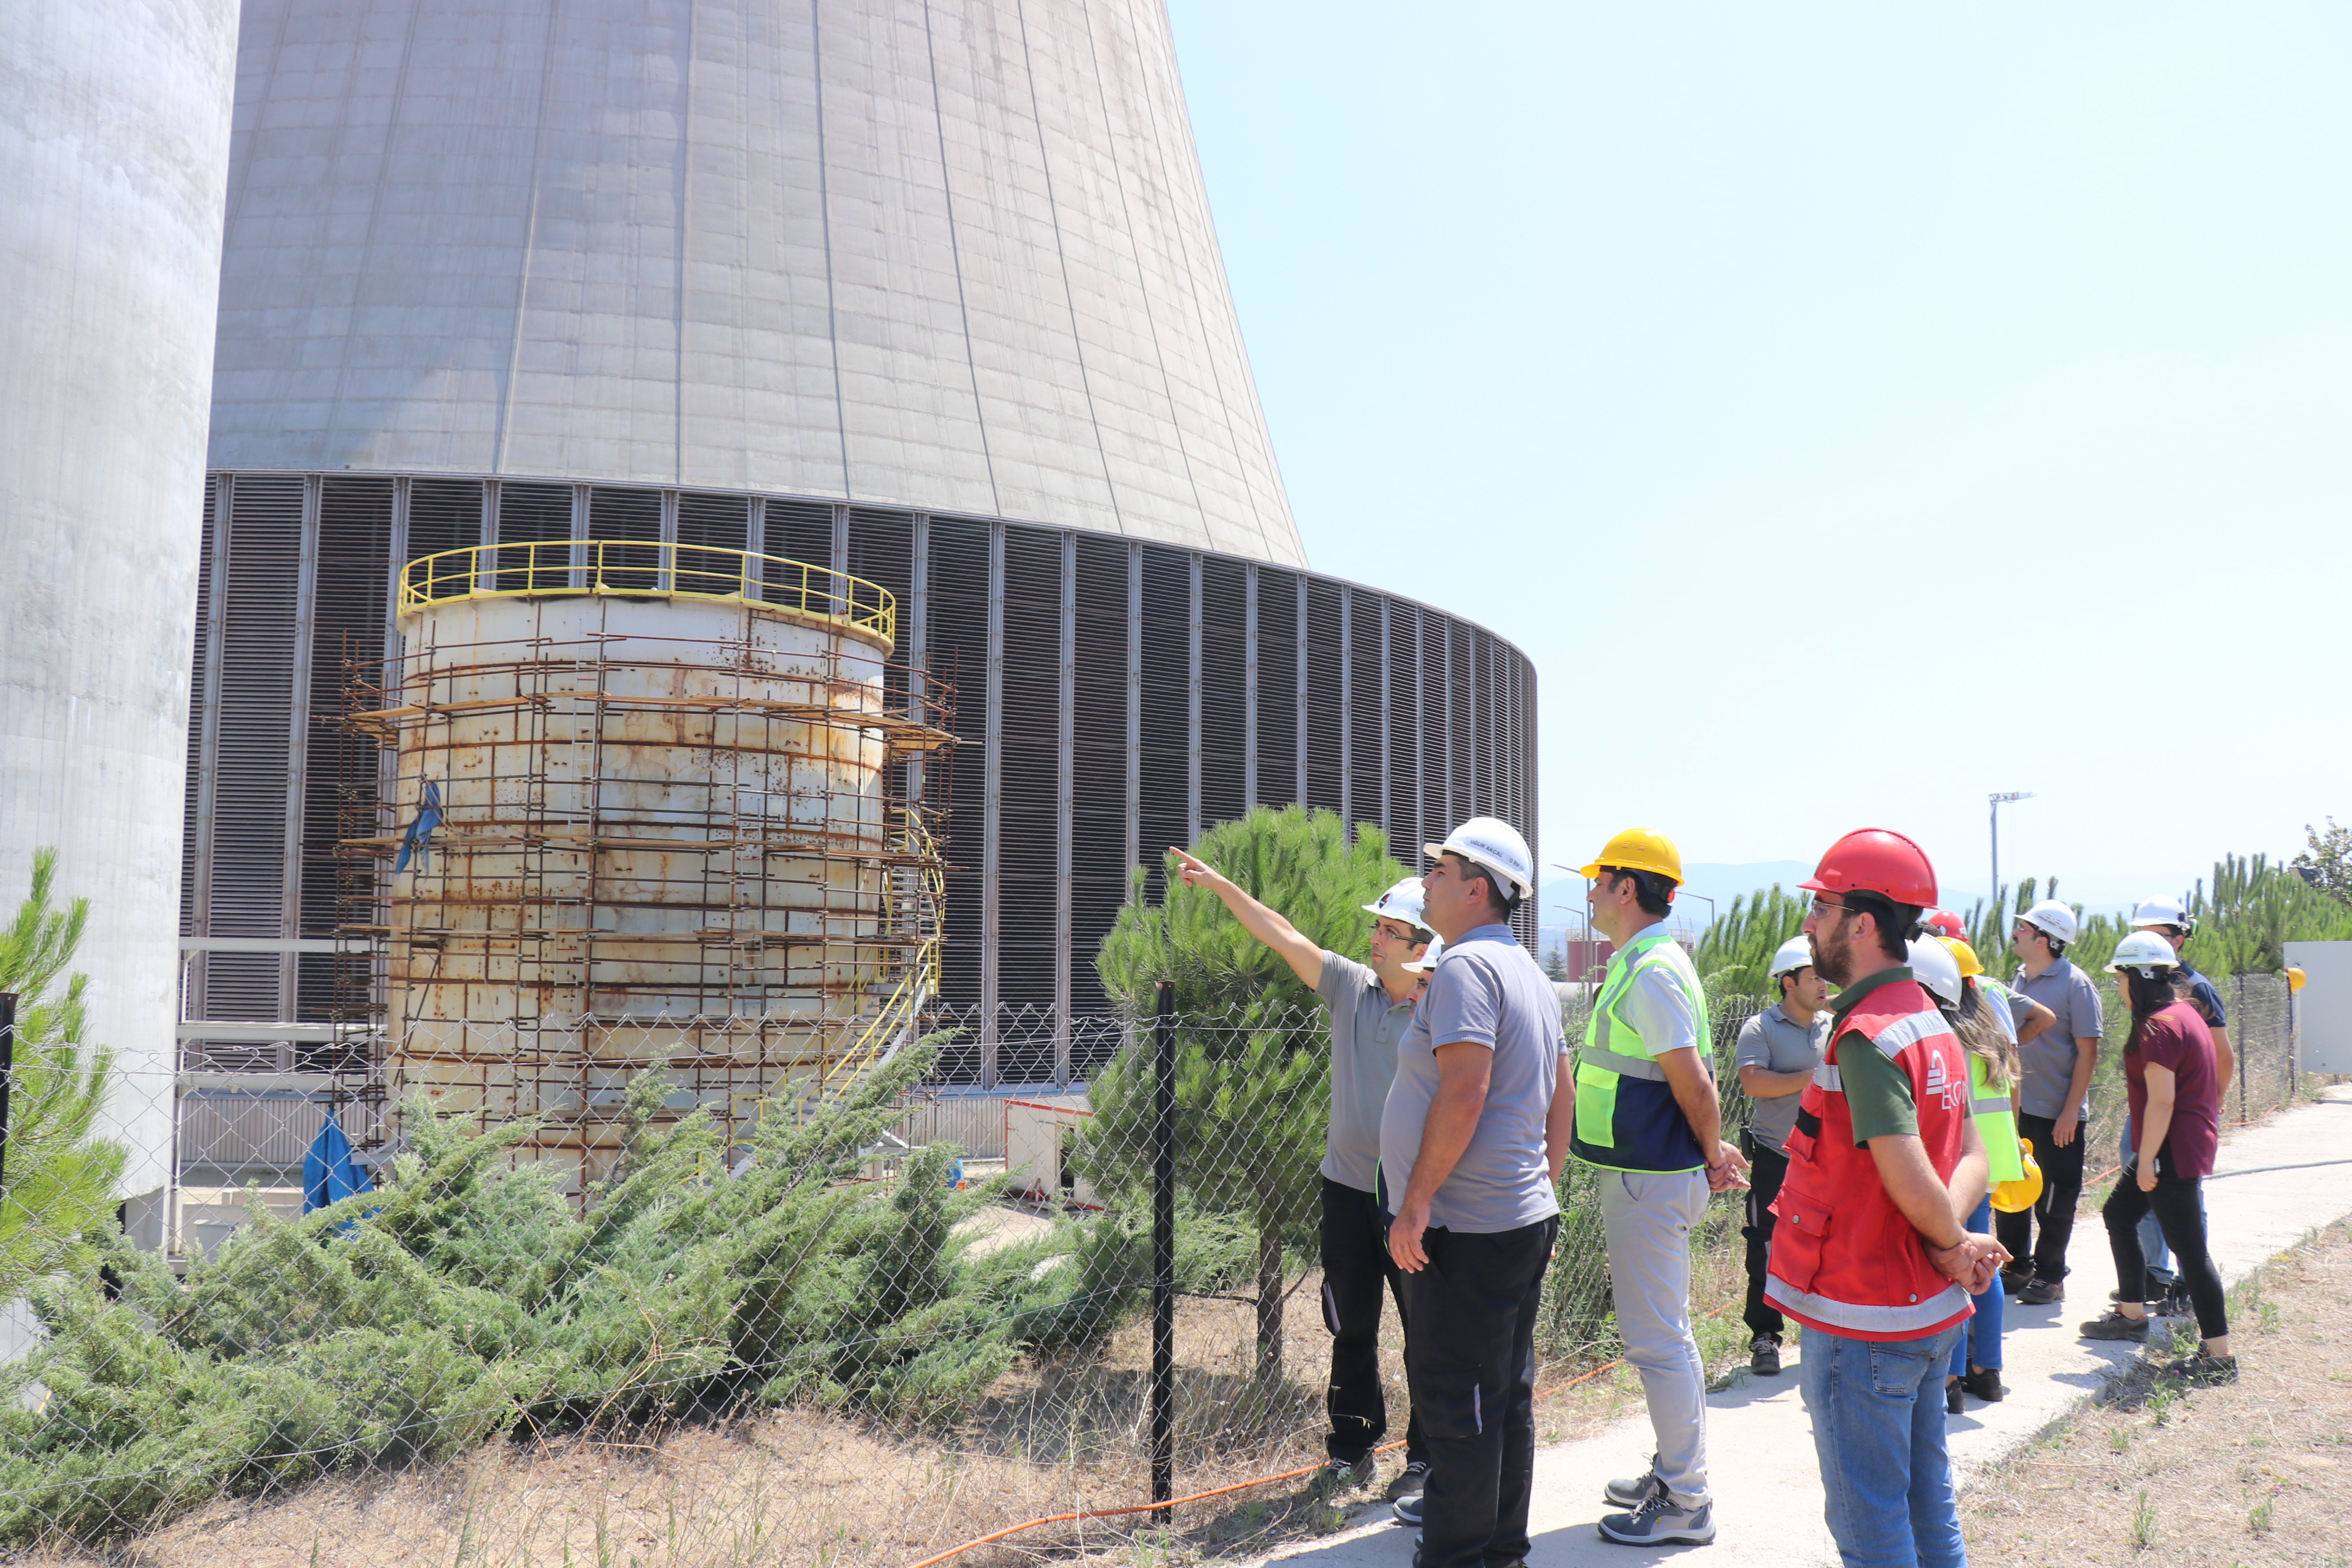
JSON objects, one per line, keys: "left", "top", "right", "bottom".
{"left": 177, "top": 0, "right": 1537, "bottom": 1176}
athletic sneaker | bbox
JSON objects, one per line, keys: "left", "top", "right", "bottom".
{"left": 1386, "top": 1460, "right": 1429, "bottom": 1502}
{"left": 2152, "top": 1287, "right": 2194, "bottom": 1318}
{"left": 1749, "top": 1334, "right": 1782, "bottom": 1377}
{"left": 1391, "top": 1490, "right": 1424, "bottom": 1527}
{"left": 1598, "top": 1489, "right": 1716, "bottom": 1547}
{"left": 2161, "top": 1350, "right": 2239, "bottom": 1386}
{"left": 1315, "top": 1453, "right": 1375, "bottom": 1494}
{"left": 2017, "top": 1275, "right": 2066, "bottom": 1306}
{"left": 2078, "top": 1308, "right": 2151, "bottom": 1342}
{"left": 2000, "top": 1265, "right": 2035, "bottom": 1296}
{"left": 1602, "top": 1456, "right": 1661, "bottom": 1508}
{"left": 1961, "top": 1366, "right": 2006, "bottom": 1402}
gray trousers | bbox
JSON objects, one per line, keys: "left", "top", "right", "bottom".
{"left": 1599, "top": 1168, "right": 1712, "bottom": 1504}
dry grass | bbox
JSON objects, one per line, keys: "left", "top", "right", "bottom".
{"left": 1962, "top": 1217, "right": 2352, "bottom": 1567}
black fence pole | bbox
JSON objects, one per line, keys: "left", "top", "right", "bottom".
{"left": 1150, "top": 979, "right": 1176, "bottom": 1510}
{"left": 0, "top": 992, "right": 16, "bottom": 1193}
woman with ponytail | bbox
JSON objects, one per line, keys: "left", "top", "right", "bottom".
{"left": 2076, "top": 932, "right": 2234, "bottom": 1383}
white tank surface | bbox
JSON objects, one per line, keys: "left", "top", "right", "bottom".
{"left": 1, "top": 0, "right": 239, "bottom": 1220}
{"left": 363, "top": 544, "right": 950, "bottom": 1194}
{"left": 208, "top": 0, "right": 1302, "bottom": 568}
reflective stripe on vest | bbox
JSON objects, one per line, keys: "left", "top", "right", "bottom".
{"left": 1969, "top": 1050, "right": 2025, "bottom": 1185}
{"left": 1573, "top": 929, "right": 1707, "bottom": 1171}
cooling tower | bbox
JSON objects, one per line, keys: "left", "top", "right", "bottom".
{"left": 206, "top": 0, "right": 1300, "bottom": 566}
{"left": 2, "top": 0, "right": 240, "bottom": 1216}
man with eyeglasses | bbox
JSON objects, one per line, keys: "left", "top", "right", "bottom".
{"left": 1168, "top": 848, "right": 1433, "bottom": 1501}
{"left": 1769, "top": 829, "right": 2004, "bottom": 1568}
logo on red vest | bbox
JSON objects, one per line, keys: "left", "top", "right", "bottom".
{"left": 1923, "top": 1046, "right": 1964, "bottom": 1112}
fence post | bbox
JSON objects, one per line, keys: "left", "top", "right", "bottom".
{"left": 0, "top": 992, "right": 15, "bottom": 1192}
{"left": 1151, "top": 979, "right": 1175, "bottom": 1510}
{"left": 2236, "top": 975, "right": 2248, "bottom": 1125}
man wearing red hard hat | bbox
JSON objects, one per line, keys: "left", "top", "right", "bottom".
{"left": 1767, "top": 829, "right": 2007, "bottom": 1568}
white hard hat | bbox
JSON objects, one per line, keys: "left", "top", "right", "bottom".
{"left": 1908, "top": 936, "right": 1963, "bottom": 1007}
{"left": 1402, "top": 936, "right": 1446, "bottom": 974}
{"left": 1423, "top": 816, "right": 1536, "bottom": 900}
{"left": 2106, "top": 929, "right": 2180, "bottom": 978}
{"left": 2130, "top": 894, "right": 2193, "bottom": 934}
{"left": 1769, "top": 936, "right": 1815, "bottom": 980}
{"left": 2017, "top": 899, "right": 2079, "bottom": 946}
{"left": 1361, "top": 876, "right": 1433, "bottom": 936}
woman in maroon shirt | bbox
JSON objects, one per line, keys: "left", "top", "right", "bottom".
{"left": 2077, "top": 932, "right": 2235, "bottom": 1383}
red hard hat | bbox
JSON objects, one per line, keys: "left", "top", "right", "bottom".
{"left": 1800, "top": 828, "right": 1938, "bottom": 908}
{"left": 1924, "top": 909, "right": 1966, "bottom": 941}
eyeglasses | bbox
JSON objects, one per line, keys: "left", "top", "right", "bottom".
{"left": 1808, "top": 896, "right": 1853, "bottom": 916}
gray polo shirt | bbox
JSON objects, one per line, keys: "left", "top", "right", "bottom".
{"left": 1732, "top": 1003, "right": 1829, "bottom": 1155}
{"left": 1315, "top": 950, "right": 1417, "bottom": 1193}
{"left": 1377, "top": 923, "right": 1567, "bottom": 1234}
{"left": 2010, "top": 958, "right": 2106, "bottom": 1118}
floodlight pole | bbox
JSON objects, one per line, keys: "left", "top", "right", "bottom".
{"left": 1989, "top": 792, "right": 2034, "bottom": 920}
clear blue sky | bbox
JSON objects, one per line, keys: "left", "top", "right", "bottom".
{"left": 1168, "top": 1, "right": 2352, "bottom": 912}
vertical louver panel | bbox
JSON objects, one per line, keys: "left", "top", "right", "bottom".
{"left": 1304, "top": 580, "right": 1345, "bottom": 814}
{"left": 1348, "top": 593, "right": 1386, "bottom": 842}
{"left": 763, "top": 499, "right": 835, "bottom": 610}
{"left": 587, "top": 486, "right": 662, "bottom": 590}
{"left": 997, "top": 527, "right": 1061, "bottom": 1079}
{"left": 404, "top": 479, "right": 484, "bottom": 574}
{"left": 180, "top": 478, "right": 218, "bottom": 943}
{"left": 1389, "top": 602, "right": 1425, "bottom": 861}
{"left": 204, "top": 473, "right": 305, "bottom": 1024}
{"left": 1135, "top": 546, "right": 1191, "bottom": 900}
{"left": 1255, "top": 568, "right": 1298, "bottom": 809}
{"left": 1197, "top": 557, "right": 1246, "bottom": 827}
{"left": 925, "top": 517, "right": 989, "bottom": 1083}
{"left": 1068, "top": 536, "right": 1129, "bottom": 1036}
{"left": 678, "top": 493, "right": 749, "bottom": 554}
{"left": 495, "top": 482, "right": 573, "bottom": 590}
{"left": 1449, "top": 620, "right": 1475, "bottom": 824}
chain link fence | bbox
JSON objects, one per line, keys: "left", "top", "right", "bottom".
{"left": 0, "top": 972, "right": 2318, "bottom": 1565}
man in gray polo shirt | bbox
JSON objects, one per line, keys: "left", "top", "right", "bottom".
{"left": 1996, "top": 898, "right": 2106, "bottom": 1304}
{"left": 1168, "top": 848, "right": 1432, "bottom": 1496}
{"left": 1380, "top": 817, "right": 1564, "bottom": 1568}
{"left": 1731, "top": 936, "right": 1830, "bottom": 1376}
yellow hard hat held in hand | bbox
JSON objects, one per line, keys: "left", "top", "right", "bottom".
{"left": 1991, "top": 1136, "right": 2044, "bottom": 1214}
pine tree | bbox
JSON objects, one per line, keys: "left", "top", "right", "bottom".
{"left": 0, "top": 850, "right": 128, "bottom": 1299}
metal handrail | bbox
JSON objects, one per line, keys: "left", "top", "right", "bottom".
{"left": 398, "top": 541, "right": 896, "bottom": 645}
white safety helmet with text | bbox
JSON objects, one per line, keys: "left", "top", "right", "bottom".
{"left": 1908, "top": 936, "right": 1964, "bottom": 1007}
{"left": 1423, "top": 816, "right": 1536, "bottom": 901}
{"left": 2017, "top": 899, "right": 2080, "bottom": 946}
{"left": 1361, "top": 877, "right": 1434, "bottom": 939}
{"left": 2130, "top": 894, "right": 2194, "bottom": 935}
{"left": 2106, "top": 930, "right": 2181, "bottom": 978}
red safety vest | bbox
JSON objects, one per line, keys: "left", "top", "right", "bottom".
{"left": 1764, "top": 971, "right": 1973, "bottom": 1341}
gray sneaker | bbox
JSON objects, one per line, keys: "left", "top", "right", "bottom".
{"left": 2078, "top": 1308, "right": 2150, "bottom": 1343}
{"left": 1602, "top": 1455, "right": 1661, "bottom": 1509}
{"left": 1599, "top": 1489, "right": 1716, "bottom": 1547}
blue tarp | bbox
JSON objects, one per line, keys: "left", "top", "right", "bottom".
{"left": 303, "top": 1111, "right": 373, "bottom": 1215}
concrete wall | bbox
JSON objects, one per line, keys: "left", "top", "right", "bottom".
{"left": 207, "top": 0, "right": 1302, "bottom": 567}
{"left": 1, "top": 0, "right": 241, "bottom": 1201}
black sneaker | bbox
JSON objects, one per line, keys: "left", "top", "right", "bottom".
{"left": 2001, "top": 1265, "right": 2034, "bottom": 1296}
{"left": 2161, "top": 1350, "right": 2239, "bottom": 1386}
{"left": 1391, "top": 1489, "right": 1423, "bottom": 1527}
{"left": 1945, "top": 1378, "right": 1964, "bottom": 1415}
{"left": 2017, "top": 1275, "right": 2066, "bottom": 1306}
{"left": 1749, "top": 1334, "right": 1782, "bottom": 1377}
{"left": 1961, "top": 1366, "right": 2006, "bottom": 1402}
{"left": 1315, "top": 1453, "right": 1375, "bottom": 1494}
{"left": 2078, "top": 1309, "right": 2150, "bottom": 1342}
{"left": 1386, "top": 1460, "right": 1428, "bottom": 1502}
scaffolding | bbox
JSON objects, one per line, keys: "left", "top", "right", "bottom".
{"left": 332, "top": 542, "right": 956, "bottom": 1192}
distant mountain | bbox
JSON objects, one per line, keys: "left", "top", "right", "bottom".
{"left": 1538, "top": 859, "right": 2136, "bottom": 939}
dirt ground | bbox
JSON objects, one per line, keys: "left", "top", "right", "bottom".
{"left": 1961, "top": 1216, "right": 2352, "bottom": 1568}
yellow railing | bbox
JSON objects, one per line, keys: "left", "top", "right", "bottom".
{"left": 398, "top": 541, "right": 895, "bottom": 645}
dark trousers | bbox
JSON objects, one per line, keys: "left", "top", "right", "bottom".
{"left": 2104, "top": 1167, "right": 2229, "bottom": 1341}
{"left": 1321, "top": 1177, "right": 1426, "bottom": 1465}
{"left": 1994, "top": 1112, "right": 2087, "bottom": 1280}
{"left": 1740, "top": 1136, "right": 1790, "bottom": 1338}
{"left": 1401, "top": 1216, "right": 1556, "bottom": 1568}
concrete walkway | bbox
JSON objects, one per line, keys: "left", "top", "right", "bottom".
{"left": 1260, "top": 1087, "right": 2352, "bottom": 1568}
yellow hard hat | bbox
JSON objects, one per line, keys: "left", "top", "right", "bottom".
{"left": 2288, "top": 965, "right": 2307, "bottom": 994}
{"left": 1576, "top": 827, "right": 1683, "bottom": 885}
{"left": 1939, "top": 935, "right": 1984, "bottom": 979}
{"left": 1990, "top": 1136, "right": 2044, "bottom": 1214}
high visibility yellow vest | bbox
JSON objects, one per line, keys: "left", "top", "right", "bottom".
{"left": 1970, "top": 1050, "right": 2024, "bottom": 1185}
{"left": 1572, "top": 927, "right": 1709, "bottom": 1173}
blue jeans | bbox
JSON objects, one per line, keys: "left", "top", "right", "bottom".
{"left": 1801, "top": 1321, "right": 1969, "bottom": 1568}
{"left": 1947, "top": 1197, "right": 2003, "bottom": 1377}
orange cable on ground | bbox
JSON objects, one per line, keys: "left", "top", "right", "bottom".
{"left": 901, "top": 1302, "right": 1736, "bottom": 1568}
